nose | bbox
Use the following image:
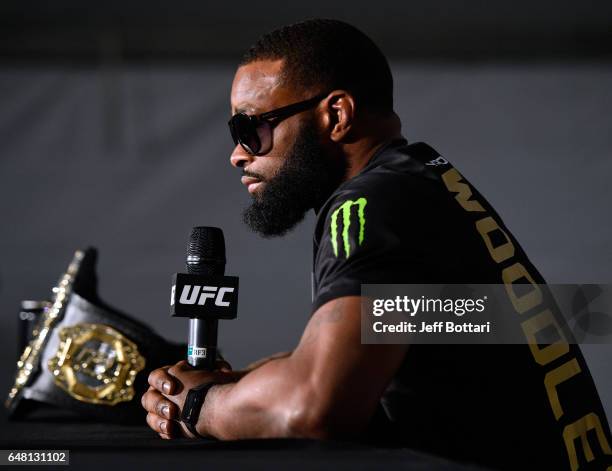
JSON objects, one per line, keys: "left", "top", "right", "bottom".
{"left": 230, "top": 144, "right": 254, "bottom": 169}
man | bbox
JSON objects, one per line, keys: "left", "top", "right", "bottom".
{"left": 142, "top": 19, "right": 612, "bottom": 469}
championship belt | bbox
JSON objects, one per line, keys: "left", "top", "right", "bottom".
{"left": 5, "top": 248, "right": 184, "bottom": 423}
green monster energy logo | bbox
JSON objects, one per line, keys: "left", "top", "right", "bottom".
{"left": 330, "top": 197, "right": 367, "bottom": 258}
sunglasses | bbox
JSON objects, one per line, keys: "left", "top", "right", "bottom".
{"left": 228, "top": 92, "right": 328, "bottom": 155}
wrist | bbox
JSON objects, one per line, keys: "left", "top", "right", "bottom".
{"left": 196, "top": 381, "right": 234, "bottom": 438}
{"left": 181, "top": 381, "right": 216, "bottom": 438}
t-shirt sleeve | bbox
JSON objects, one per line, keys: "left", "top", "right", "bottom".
{"left": 312, "top": 178, "right": 435, "bottom": 312}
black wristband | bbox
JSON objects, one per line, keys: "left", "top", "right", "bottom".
{"left": 180, "top": 382, "right": 217, "bottom": 438}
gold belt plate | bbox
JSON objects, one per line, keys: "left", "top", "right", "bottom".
{"left": 48, "top": 323, "right": 145, "bottom": 405}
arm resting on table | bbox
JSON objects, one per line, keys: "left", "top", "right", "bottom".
{"left": 199, "top": 296, "right": 408, "bottom": 440}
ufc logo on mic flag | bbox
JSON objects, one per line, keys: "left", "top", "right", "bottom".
{"left": 176, "top": 285, "right": 234, "bottom": 306}
{"left": 170, "top": 273, "right": 239, "bottom": 319}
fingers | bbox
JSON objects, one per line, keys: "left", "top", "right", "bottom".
{"left": 167, "top": 358, "right": 232, "bottom": 376}
{"left": 216, "top": 359, "right": 232, "bottom": 371}
{"left": 141, "top": 388, "right": 179, "bottom": 421}
{"left": 168, "top": 359, "right": 192, "bottom": 374}
{"left": 216, "top": 352, "right": 232, "bottom": 371}
{"left": 170, "top": 358, "right": 232, "bottom": 372}
{"left": 146, "top": 412, "right": 179, "bottom": 438}
{"left": 148, "top": 365, "right": 177, "bottom": 394}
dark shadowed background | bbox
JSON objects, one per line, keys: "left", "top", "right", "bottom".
{"left": 1, "top": 0, "right": 611, "bottom": 425}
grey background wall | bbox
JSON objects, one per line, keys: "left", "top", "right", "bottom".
{"left": 1, "top": 0, "right": 611, "bottom": 425}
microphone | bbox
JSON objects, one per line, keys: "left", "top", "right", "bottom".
{"left": 170, "top": 227, "right": 239, "bottom": 370}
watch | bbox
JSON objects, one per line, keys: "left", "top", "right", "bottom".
{"left": 180, "top": 382, "right": 217, "bottom": 438}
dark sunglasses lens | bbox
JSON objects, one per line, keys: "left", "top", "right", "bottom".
{"left": 228, "top": 118, "right": 238, "bottom": 144}
{"left": 255, "top": 121, "right": 272, "bottom": 155}
{"left": 230, "top": 114, "right": 261, "bottom": 154}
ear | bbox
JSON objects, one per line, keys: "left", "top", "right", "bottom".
{"left": 322, "top": 90, "right": 355, "bottom": 143}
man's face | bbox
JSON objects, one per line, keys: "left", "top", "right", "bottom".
{"left": 229, "top": 60, "right": 345, "bottom": 237}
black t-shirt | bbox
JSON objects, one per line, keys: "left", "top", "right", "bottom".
{"left": 312, "top": 139, "right": 612, "bottom": 470}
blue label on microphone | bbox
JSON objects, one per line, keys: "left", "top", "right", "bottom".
{"left": 188, "top": 345, "right": 207, "bottom": 358}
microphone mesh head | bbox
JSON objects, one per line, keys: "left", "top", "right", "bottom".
{"left": 186, "top": 226, "right": 226, "bottom": 276}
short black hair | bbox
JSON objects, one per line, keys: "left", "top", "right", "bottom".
{"left": 240, "top": 18, "right": 394, "bottom": 114}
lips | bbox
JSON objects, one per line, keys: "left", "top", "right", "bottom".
{"left": 241, "top": 175, "right": 263, "bottom": 194}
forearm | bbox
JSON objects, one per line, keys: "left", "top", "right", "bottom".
{"left": 213, "top": 351, "right": 293, "bottom": 383}
{"left": 244, "top": 350, "right": 292, "bottom": 372}
{"left": 196, "top": 298, "right": 406, "bottom": 441}
{"left": 200, "top": 354, "right": 311, "bottom": 440}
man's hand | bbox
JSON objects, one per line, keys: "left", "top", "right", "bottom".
{"left": 141, "top": 359, "right": 234, "bottom": 439}
{"left": 143, "top": 297, "right": 408, "bottom": 441}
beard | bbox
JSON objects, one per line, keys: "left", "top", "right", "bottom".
{"left": 243, "top": 118, "right": 346, "bottom": 237}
